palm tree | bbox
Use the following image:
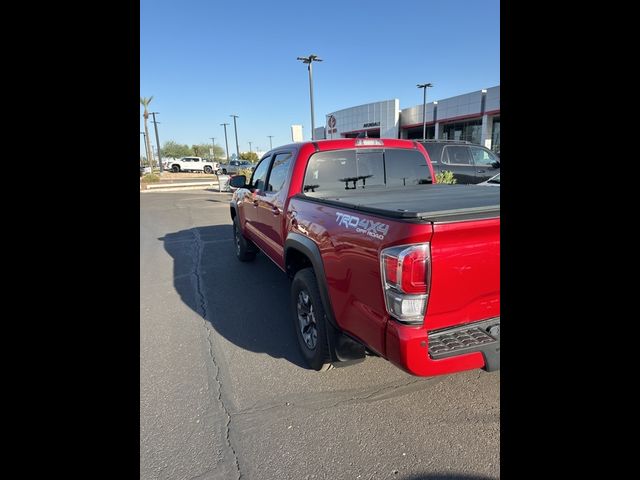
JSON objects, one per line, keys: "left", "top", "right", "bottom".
{"left": 140, "top": 96, "right": 155, "bottom": 171}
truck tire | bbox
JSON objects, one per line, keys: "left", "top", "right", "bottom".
{"left": 233, "top": 216, "right": 257, "bottom": 262}
{"left": 222, "top": 168, "right": 227, "bottom": 174}
{"left": 291, "top": 268, "right": 333, "bottom": 371}
{"left": 171, "top": 165, "right": 180, "bottom": 173}
{"left": 204, "top": 165, "right": 213, "bottom": 174}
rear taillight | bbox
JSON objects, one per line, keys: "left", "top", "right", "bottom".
{"left": 380, "top": 243, "right": 431, "bottom": 324}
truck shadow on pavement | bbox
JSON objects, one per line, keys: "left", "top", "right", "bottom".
{"left": 161, "top": 225, "right": 309, "bottom": 369}
{"left": 399, "top": 474, "right": 495, "bottom": 480}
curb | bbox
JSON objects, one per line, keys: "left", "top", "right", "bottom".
{"left": 146, "top": 181, "right": 219, "bottom": 189}
{"left": 140, "top": 184, "right": 233, "bottom": 193}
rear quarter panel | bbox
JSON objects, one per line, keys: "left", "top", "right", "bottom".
{"left": 286, "top": 197, "right": 433, "bottom": 356}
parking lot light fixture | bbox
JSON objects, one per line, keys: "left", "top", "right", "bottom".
{"left": 297, "top": 54, "right": 323, "bottom": 140}
{"left": 210, "top": 137, "right": 216, "bottom": 160}
{"left": 417, "top": 83, "right": 433, "bottom": 140}
{"left": 268, "top": 135, "right": 273, "bottom": 150}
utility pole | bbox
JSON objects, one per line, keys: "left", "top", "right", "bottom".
{"left": 248, "top": 141, "right": 252, "bottom": 153}
{"left": 150, "top": 112, "right": 163, "bottom": 173}
{"left": 230, "top": 114, "right": 240, "bottom": 160}
{"left": 210, "top": 137, "right": 216, "bottom": 160}
{"left": 267, "top": 135, "right": 273, "bottom": 150}
{"left": 220, "top": 123, "right": 230, "bottom": 162}
{"left": 297, "top": 54, "right": 323, "bottom": 140}
{"left": 417, "top": 83, "right": 433, "bottom": 140}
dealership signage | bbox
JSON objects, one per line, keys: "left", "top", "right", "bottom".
{"left": 363, "top": 122, "right": 380, "bottom": 128}
{"left": 327, "top": 115, "right": 337, "bottom": 134}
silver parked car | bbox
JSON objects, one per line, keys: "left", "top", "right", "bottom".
{"left": 217, "top": 160, "right": 254, "bottom": 175}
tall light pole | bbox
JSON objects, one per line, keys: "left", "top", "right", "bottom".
{"left": 220, "top": 123, "right": 230, "bottom": 162}
{"left": 230, "top": 114, "right": 240, "bottom": 160}
{"left": 297, "top": 54, "right": 323, "bottom": 140}
{"left": 267, "top": 135, "right": 273, "bottom": 150}
{"left": 210, "top": 137, "right": 216, "bottom": 160}
{"left": 248, "top": 141, "right": 252, "bottom": 153}
{"left": 150, "top": 112, "right": 163, "bottom": 173}
{"left": 140, "top": 132, "right": 147, "bottom": 166}
{"left": 417, "top": 83, "right": 433, "bottom": 140}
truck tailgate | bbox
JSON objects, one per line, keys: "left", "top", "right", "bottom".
{"left": 425, "top": 217, "right": 500, "bottom": 331}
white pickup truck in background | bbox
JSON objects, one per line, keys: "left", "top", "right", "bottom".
{"left": 166, "top": 157, "right": 219, "bottom": 174}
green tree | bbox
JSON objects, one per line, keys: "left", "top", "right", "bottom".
{"left": 162, "top": 141, "right": 191, "bottom": 159}
{"left": 239, "top": 151, "right": 258, "bottom": 162}
{"left": 192, "top": 143, "right": 226, "bottom": 160}
{"left": 211, "top": 144, "right": 225, "bottom": 160}
{"left": 140, "top": 96, "right": 155, "bottom": 170}
{"left": 191, "top": 144, "right": 206, "bottom": 157}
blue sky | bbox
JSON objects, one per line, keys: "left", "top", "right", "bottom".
{"left": 140, "top": 0, "right": 499, "bottom": 156}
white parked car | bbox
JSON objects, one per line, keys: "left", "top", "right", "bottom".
{"left": 166, "top": 157, "right": 219, "bottom": 174}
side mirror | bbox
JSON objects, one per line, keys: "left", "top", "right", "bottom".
{"left": 229, "top": 175, "right": 247, "bottom": 188}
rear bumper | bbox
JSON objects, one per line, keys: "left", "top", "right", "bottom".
{"left": 385, "top": 317, "right": 500, "bottom": 377}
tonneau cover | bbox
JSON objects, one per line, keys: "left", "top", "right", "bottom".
{"left": 298, "top": 184, "right": 500, "bottom": 222}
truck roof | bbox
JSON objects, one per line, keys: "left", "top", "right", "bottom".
{"left": 263, "top": 138, "right": 423, "bottom": 157}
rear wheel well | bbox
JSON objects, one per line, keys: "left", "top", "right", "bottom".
{"left": 286, "top": 248, "right": 313, "bottom": 279}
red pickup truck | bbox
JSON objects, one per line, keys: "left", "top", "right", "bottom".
{"left": 229, "top": 138, "right": 499, "bottom": 377}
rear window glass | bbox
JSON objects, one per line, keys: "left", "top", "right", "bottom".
{"left": 303, "top": 148, "right": 430, "bottom": 195}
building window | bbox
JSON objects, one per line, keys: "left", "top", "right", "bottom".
{"left": 491, "top": 117, "right": 500, "bottom": 154}
{"left": 405, "top": 125, "right": 435, "bottom": 140}
{"left": 440, "top": 119, "right": 482, "bottom": 144}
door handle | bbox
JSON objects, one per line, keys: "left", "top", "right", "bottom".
{"left": 477, "top": 169, "right": 486, "bottom": 173}
{"left": 272, "top": 207, "right": 281, "bottom": 216}
{"left": 253, "top": 200, "right": 258, "bottom": 207}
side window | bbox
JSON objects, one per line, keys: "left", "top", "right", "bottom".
{"left": 266, "top": 153, "right": 293, "bottom": 193}
{"left": 250, "top": 157, "right": 271, "bottom": 192}
{"left": 422, "top": 145, "right": 440, "bottom": 164}
{"left": 192, "top": 158, "right": 200, "bottom": 162}
{"left": 444, "top": 146, "right": 472, "bottom": 165}
{"left": 183, "top": 158, "right": 192, "bottom": 163}
{"left": 470, "top": 147, "right": 498, "bottom": 167}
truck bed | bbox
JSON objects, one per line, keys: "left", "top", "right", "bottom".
{"left": 298, "top": 184, "right": 500, "bottom": 222}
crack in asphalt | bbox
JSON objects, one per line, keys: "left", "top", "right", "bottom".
{"left": 192, "top": 227, "right": 242, "bottom": 480}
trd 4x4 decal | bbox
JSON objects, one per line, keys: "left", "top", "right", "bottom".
{"left": 335, "top": 212, "right": 390, "bottom": 240}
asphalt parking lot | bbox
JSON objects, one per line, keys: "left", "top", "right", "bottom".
{"left": 140, "top": 190, "right": 500, "bottom": 480}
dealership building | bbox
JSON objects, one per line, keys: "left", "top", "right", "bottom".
{"left": 314, "top": 85, "right": 500, "bottom": 152}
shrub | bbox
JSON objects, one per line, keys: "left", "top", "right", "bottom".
{"left": 142, "top": 173, "right": 160, "bottom": 183}
{"left": 237, "top": 167, "right": 254, "bottom": 179}
{"left": 435, "top": 170, "right": 457, "bottom": 184}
